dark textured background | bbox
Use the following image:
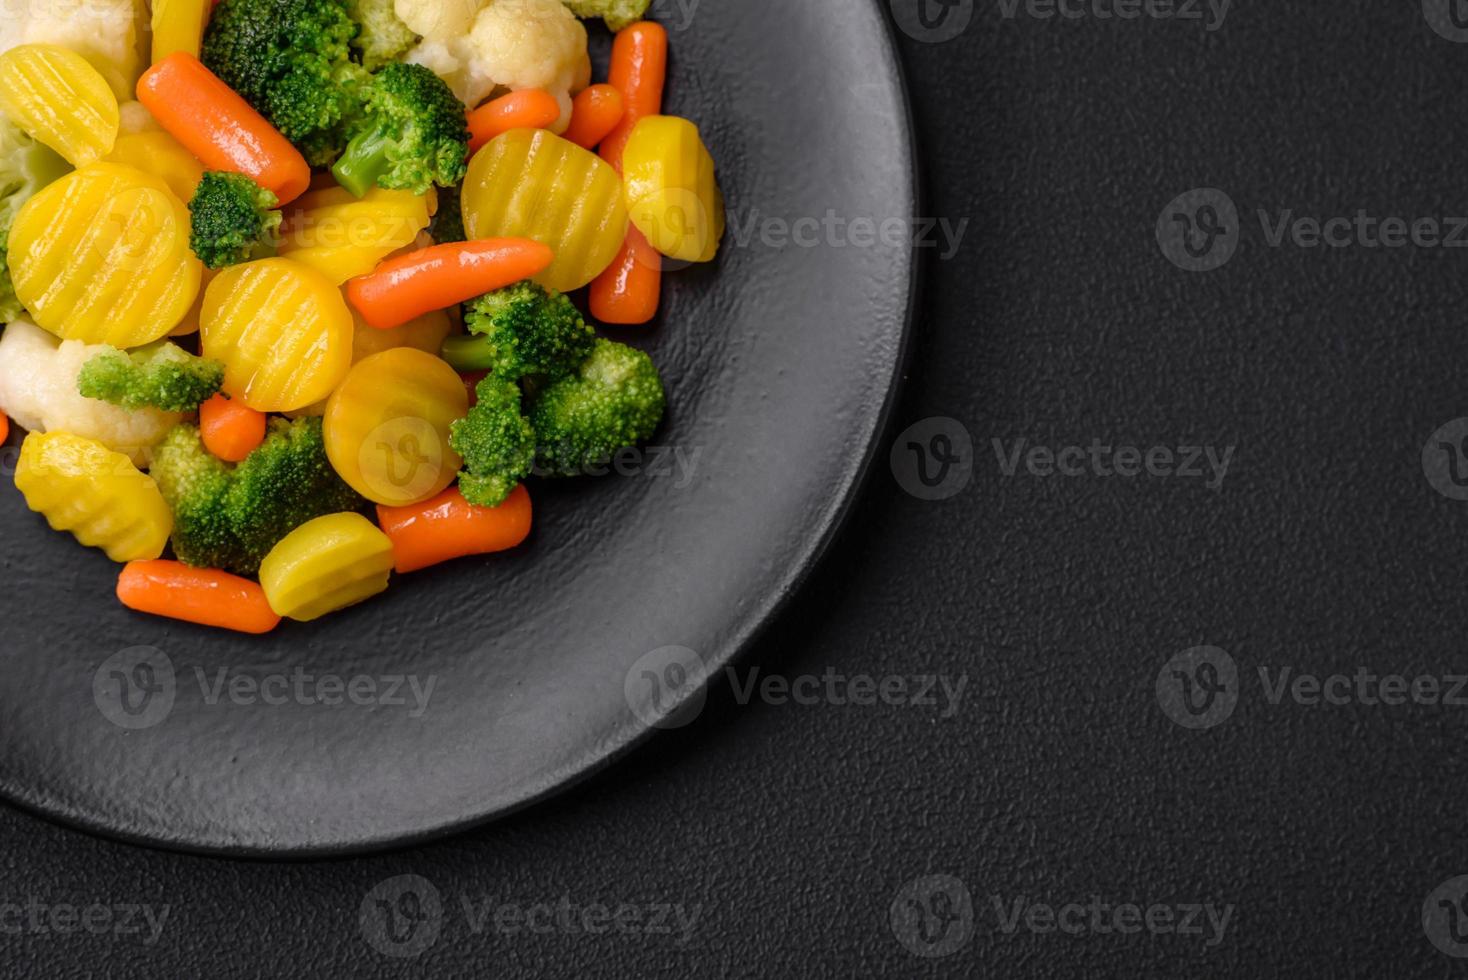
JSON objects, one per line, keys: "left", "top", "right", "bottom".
{"left": 9, "top": 0, "right": 1468, "bottom": 975}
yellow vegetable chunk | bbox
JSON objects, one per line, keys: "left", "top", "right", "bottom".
{"left": 0, "top": 44, "right": 120, "bottom": 167}
{"left": 14, "top": 431, "right": 172, "bottom": 563}
{"left": 151, "top": 0, "right": 212, "bottom": 63}
{"left": 349, "top": 307, "right": 453, "bottom": 363}
{"left": 8, "top": 163, "right": 202, "bottom": 347}
{"left": 323, "top": 348, "right": 468, "bottom": 507}
{"left": 462, "top": 129, "right": 627, "bottom": 292}
{"left": 105, "top": 130, "right": 206, "bottom": 204}
{"left": 278, "top": 186, "right": 434, "bottom": 285}
{"left": 622, "top": 116, "right": 725, "bottom": 264}
{"left": 201, "top": 258, "right": 354, "bottom": 412}
{"left": 258, "top": 513, "right": 394, "bottom": 621}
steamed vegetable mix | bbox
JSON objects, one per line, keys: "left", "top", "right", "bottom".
{"left": 0, "top": 0, "right": 712, "bottom": 628}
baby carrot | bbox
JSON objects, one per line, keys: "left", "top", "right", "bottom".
{"left": 600, "top": 23, "right": 668, "bottom": 173}
{"left": 595, "top": 23, "right": 668, "bottom": 324}
{"left": 376, "top": 484, "right": 532, "bottom": 574}
{"left": 117, "top": 560, "right": 282, "bottom": 634}
{"left": 346, "top": 238, "right": 554, "bottom": 330}
{"left": 136, "top": 53, "right": 311, "bottom": 206}
{"left": 0, "top": 409, "right": 9, "bottom": 445}
{"left": 199, "top": 393, "right": 266, "bottom": 462}
{"left": 563, "top": 84, "right": 625, "bottom": 150}
{"left": 467, "top": 89, "right": 560, "bottom": 153}
{"left": 590, "top": 226, "right": 660, "bottom": 324}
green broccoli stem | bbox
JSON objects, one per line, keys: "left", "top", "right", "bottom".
{"left": 331, "top": 125, "right": 395, "bottom": 198}
{"left": 441, "top": 335, "right": 498, "bottom": 372}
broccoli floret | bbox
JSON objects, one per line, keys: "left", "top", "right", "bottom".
{"left": 0, "top": 120, "right": 70, "bottom": 321}
{"left": 527, "top": 338, "right": 665, "bottom": 477}
{"left": 561, "top": 0, "right": 652, "bottom": 31}
{"left": 443, "top": 281, "right": 595, "bottom": 380}
{"left": 150, "top": 416, "right": 367, "bottom": 574}
{"left": 429, "top": 183, "right": 465, "bottom": 244}
{"left": 77, "top": 342, "right": 225, "bottom": 412}
{"left": 344, "top": 0, "right": 418, "bottom": 71}
{"left": 448, "top": 377, "right": 536, "bottom": 507}
{"left": 331, "top": 62, "right": 469, "bottom": 197}
{"left": 202, "top": 0, "right": 370, "bottom": 166}
{"left": 188, "top": 172, "right": 282, "bottom": 269}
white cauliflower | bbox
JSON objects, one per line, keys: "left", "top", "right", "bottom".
{"left": 0, "top": 0, "right": 151, "bottom": 101}
{"left": 400, "top": 0, "right": 591, "bottom": 130}
{"left": 0, "top": 320, "right": 182, "bottom": 467}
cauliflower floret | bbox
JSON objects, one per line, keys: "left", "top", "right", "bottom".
{"left": 0, "top": 320, "right": 182, "bottom": 467}
{"left": 401, "top": 0, "right": 590, "bottom": 130}
{"left": 0, "top": 0, "right": 151, "bottom": 102}
{"left": 117, "top": 100, "right": 161, "bottom": 135}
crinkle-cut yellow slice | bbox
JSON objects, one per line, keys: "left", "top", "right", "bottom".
{"left": 14, "top": 431, "right": 172, "bottom": 562}
{"left": 8, "top": 162, "right": 201, "bottom": 347}
{"left": 277, "top": 186, "right": 434, "bottom": 285}
{"left": 462, "top": 128, "right": 627, "bottom": 293}
{"left": 258, "top": 513, "right": 394, "bottom": 621}
{"left": 200, "top": 257, "right": 354, "bottom": 412}
{"left": 622, "top": 115, "right": 725, "bottom": 264}
{"left": 0, "top": 44, "right": 120, "bottom": 167}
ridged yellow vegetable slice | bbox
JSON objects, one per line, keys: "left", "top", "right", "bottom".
{"left": 105, "top": 130, "right": 206, "bottom": 204}
{"left": 323, "top": 348, "right": 467, "bottom": 506}
{"left": 258, "top": 513, "right": 394, "bottom": 621}
{"left": 282, "top": 306, "right": 453, "bottom": 419}
{"left": 462, "top": 129, "right": 627, "bottom": 292}
{"left": 8, "top": 163, "right": 202, "bottom": 347}
{"left": 201, "top": 258, "right": 354, "bottom": 412}
{"left": 15, "top": 431, "right": 172, "bottom": 562}
{"left": 0, "top": 44, "right": 119, "bottom": 167}
{"left": 278, "top": 186, "right": 434, "bottom": 285}
{"left": 622, "top": 116, "right": 724, "bottom": 264}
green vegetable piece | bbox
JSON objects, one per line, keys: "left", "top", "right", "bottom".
{"left": 448, "top": 377, "right": 536, "bottom": 508}
{"left": 527, "top": 338, "right": 665, "bottom": 477}
{"left": 77, "top": 341, "right": 225, "bottom": 412}
{"left": 561, "top": 0, "right": 653, "bottom": 32}
{"left": 344, "top": 0, "right": 418, "bottom": 71}
{"left": 332, "top": 62, "right": 469, "bottom": 198}
{"left": 188, "top": 171, "right": 282, "bottom": 269}
{"left": 149, "top": 416, "right": 367, "bottom": 575}
{"left": 459, "top": 280, "right": 595, "bottom": 381}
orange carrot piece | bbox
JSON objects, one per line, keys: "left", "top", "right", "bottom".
{"left": 136, "top": 53, "right": 311, "bottom": 205}
{"left": 346, "top": 238, "right": 554, "bottom": 330}
{"left": 594, "top": 23, "right": 667, "bottom": 324}
{"left": 600, "top": 22, "right": 668, "bottom": 173}
{"left": 0, "top": 410, "right": 9, "bottom": 445}
{"left": 590, "top": 226, "right": 661, "bottom": 324}
{"left": 563, "top": 84, "right": 625, "bottom": 150}
{"left": 376, "top": 484, "right": 532, "bottom": 574}
{"left": 467, "top": 89, "right": 560, "bottom": 154}
{"left": 117, "top": 560, "right": 282, "bottom": 634}
{"left": 199, "top": 393, "right": 266, "bottom": 462}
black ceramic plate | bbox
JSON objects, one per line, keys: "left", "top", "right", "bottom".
{"left": 0, "top": 0, "right": 916, "bottom": 855}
